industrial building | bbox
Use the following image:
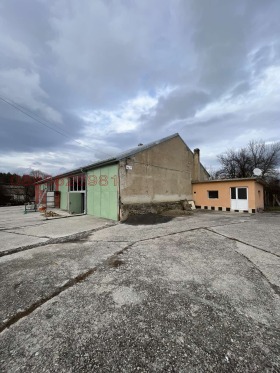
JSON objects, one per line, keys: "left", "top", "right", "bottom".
{"left": 35, "top": 133, "right": 209, "bottom": 220}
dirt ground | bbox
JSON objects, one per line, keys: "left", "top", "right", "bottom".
{"left": 0, "top": 206, "right": 279, "bottom": 372}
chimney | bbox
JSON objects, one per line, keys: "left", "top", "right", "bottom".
{"left": 193, "top": 148, "right": 200, "bottom": 181}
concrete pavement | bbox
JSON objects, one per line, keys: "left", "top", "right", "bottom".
{"left": 0, "top": 206, "right": 114, "bottom": 256}
{"left": 0, "top": 208, "right": 279, "bottom": 372}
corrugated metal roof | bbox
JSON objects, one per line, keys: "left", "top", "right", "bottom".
{"left": 114, "top": 133, "right": 180, "bottom": 160}
{"left": 36, "top": 133, "right": 181, "bottom": 183}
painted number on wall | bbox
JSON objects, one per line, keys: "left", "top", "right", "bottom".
{"left": 111, "top": 175, "right": 118, "bottom": 186}
{"left": 57, "top": 175, "right": 118, "bottom": 187}
{"left": 88, "top": 175, "right": 98, "bottom": 186}
{"left": 99, "top": 175, "right": 108, "bottom": 186}
{"left": 88, "top": 175, "right": 118, "bottom": 186}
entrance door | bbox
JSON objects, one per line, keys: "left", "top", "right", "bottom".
{"left": 230, "top": 187, "right": 248, "bottom": 210}
{"left": 69, "top": 192, "right": 86, "bottom": 214}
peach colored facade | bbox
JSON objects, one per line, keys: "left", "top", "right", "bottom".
{"left": 192, "top": 179, "right": 264, "bottom": 213}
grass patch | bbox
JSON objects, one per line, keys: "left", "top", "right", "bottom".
{"left": 264, "top": 206, "right": 280, "bottom": 212}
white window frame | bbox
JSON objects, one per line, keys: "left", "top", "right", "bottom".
{"left": 68, "top": 174, "right": 86, "bottom": 192}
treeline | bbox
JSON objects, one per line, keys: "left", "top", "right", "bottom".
{"left": 0, "top": 170, "right": 50, "bottom": 206}
{"left": 0, "top": 170, "right": 49, "bottom": 186}
{"left": 0, "top": 172, "right": 36, "bottom": 186}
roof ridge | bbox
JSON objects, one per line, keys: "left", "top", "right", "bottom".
{"left": 115, "top": 133, "right": 179, "bottom": 160}
{"left": 35, "top": 133, "right": 186, "bottom": 183}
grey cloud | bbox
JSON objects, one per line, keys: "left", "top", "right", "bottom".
{"left": 189, "top": 0, "right": 280, "bottom": 95}
{"left": 152, "top": 89, "right": 209, "bottom": 121}
{"left": 229, "top": 82, "right": 251, "bottom": 97}
{"left": 180, "top": 110, "right": 280, "bottom": 152}
{"left": 48, "top": 0, "right": 190, "bottom": 106}
{"left": 0, "top": 68, "right": 62, "bottom": 123}
{"left": 0, "top": 0, "right": 280, "bottom": 174}
{"left": 0, "top": 102, "right": 87, "bottom": 153}
{"left": 137, "top": 88, "right": 211, "bottom": 142}
{"left": 0, "top": 0, "right": 54, "bottom": 52}
{"left": 0, "top": 116, "right": 62, "bottom": 152}
{"left": 250, "top": 44, "right": 280, "bottom": 78}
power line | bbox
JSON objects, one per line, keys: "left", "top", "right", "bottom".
{"left": 0, "top": 95, "right": 114, "bottom": 158}
{"left": 0, "top": 95, "right": 191, "bottom": 174}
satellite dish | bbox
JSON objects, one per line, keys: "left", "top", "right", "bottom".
{"left": 253, "top": 168, "right": 262, "bottom": 176}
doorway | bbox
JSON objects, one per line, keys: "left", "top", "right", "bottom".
{"left": 230, "top": 187, "right": 248, "bottom": 210}
{"left": 69, "top": 192, "right": 86, "bottom": 214}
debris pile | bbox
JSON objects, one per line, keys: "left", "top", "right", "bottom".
{"left": 44, "top": 210, "right": 60, "bottom": 217}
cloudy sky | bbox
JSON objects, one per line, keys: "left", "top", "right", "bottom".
{"left": 1, "top": 0, "right": 280, "bottom": 175}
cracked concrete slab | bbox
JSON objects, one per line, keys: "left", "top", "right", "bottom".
{"left": 0, "top": 206, "right": 46, "bottom": 230}
{"left": 235, "top": 241, "right": 280, "bottom": 292}
{"left": 0, "top": 206, "right": 115, "bottom": 255}
{"left": 0, "top": 227, "right": 279, "bottom": 372}
{"left": 0, "top": 231, "right": 48, "bottom": 253}
{"left": 6, "top": 215, "right": 113, "bottom": 239}
{"left": 0, "top": 209, "right": 279, "bottom": 372}
{"left": 210, "top": 213, "right": 280, "bottom": 256}
{"left": 88, "top": 211, "right": 252, "bottom": 242}
{"left": 0, "top": 240, "right": 128, "bottom": 330}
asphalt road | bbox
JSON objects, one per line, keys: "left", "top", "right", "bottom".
{"left": 0, "top": 207, "right": 279, "bottom": 372}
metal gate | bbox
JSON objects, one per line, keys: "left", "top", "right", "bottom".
{"left": 87, "top": 164, "right": 118, "bottom": 220}
{"left": 46, "top": 191, "right": 55, "bottom": 208}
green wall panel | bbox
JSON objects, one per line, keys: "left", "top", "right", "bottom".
{"left": 58, "top": 178, "right": 68, "bottom": 210}
{"left": 87, "top": 164, "right": 118, "bottom": 220}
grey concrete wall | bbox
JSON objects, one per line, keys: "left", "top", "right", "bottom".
{"left": 193, "top": 148, "right": 200, "bottom": 181}
{"left": 119, "top": 135, "right": 209, "bottom": 205}
{"left": 199, "top": 166, "right": 210, "bottom": 181}
{"left": 120, "top": 201, "right": 192, "bottom": 221}
{"left": 193, "top": 148, "right": 209, "bottom": 182}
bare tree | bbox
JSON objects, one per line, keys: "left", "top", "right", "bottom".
{"left": 29, "top": 170, "right": 49, "bottom": 182}
{"left": 217, "top": 140, "right": 280, "bottom": 179}
{"left": 248, "top": 140, "right": 280, "bottom": 177}
{"left": 206, "top": 166, "right": 220, "bottom": 180}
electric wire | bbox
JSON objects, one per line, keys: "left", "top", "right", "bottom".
{"left": 0, "top": 95, "right": 114, "bottom": 158}
{"left": 0, "top": 95, "right": 194, "bottom": 175}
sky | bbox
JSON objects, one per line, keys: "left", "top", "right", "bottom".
{"left": 0, "top": 0, "right": 280, "bottom": 176}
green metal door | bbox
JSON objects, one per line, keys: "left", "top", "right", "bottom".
{"left": 87, "top": 164, "right": 118, "bottom": 220}
{"left": 69, "top": 193, "right": 84, "bottom": 214}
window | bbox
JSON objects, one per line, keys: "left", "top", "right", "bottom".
{"left": 208, "top": 190, "right": 219, "bottom": 199}
{"left": 47, "top": 181, "right": 55, "bottom": 192}
{"left": 69, "top": 174, "right": 86, "bottom": 191}
{"left": 231, "top": 187, "right": 248, "bottom": 200}
{"left": 238, "top": 188, "right": 247, "bottom": 200}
